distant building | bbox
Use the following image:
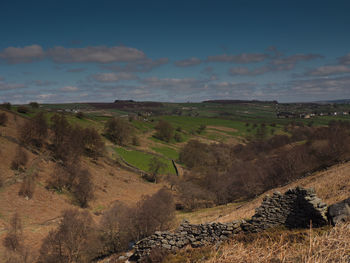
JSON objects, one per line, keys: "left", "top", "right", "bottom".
{"left": 277, "top": 112, "right": 297, "bottom": 118}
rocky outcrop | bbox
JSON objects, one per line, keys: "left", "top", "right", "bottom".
{"left": 327, "top": 197, "right": 350, "bottom": 225}
{"left": 131, "top": 187, "right": 328, "bottom": 261}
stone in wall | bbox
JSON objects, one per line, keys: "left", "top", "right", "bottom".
{"left": 131, "top": 219, "right": 243, "bottom": 260}
{"left": 327, "top": 197, "right": 350, "bottom": 225}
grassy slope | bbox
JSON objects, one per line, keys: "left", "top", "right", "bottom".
{"left": 115, "top": 147, "right": 177, "bottom": 174}
{"left": 24, "top": 102, "right": 350, "bottom": 176}
{"left": 0, "top": 110, "right": 161, "bottom": 256}
{"left": 176, "top": 161, "right": 350, "bottom": 225}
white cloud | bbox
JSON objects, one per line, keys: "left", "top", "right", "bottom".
{"left": 66, "top": 68, "right": 86, "bottom": 73}
{"left": 174, "top": 57, "right": 201, "bottom": 67}
{"left": 271, "top": 54, "right": 323, "bottom": 66}
{"left": 37, "top": 93, "right": 56, "bottom": 99}
{"left": 339, "top": 53, "right": 350, "bottom": 65}
{"left": 0, "top": 45, "right": 45, "bottom": 63}
{"left": 60, "top": 86, "right": 78, "bottom": 92}
{"left": 30, "top": 80, "right": 56, "bottom": 86}
{"left": 305, "top": 65, "right": 350, "bottom": 76}
{"left": 207, "top": 53, "right": 269, "bottom": 63}
{"left": 229, "top": 66, "right": 270, "bottom": 76}
{"left": 0, "top": 80, "right": 27, "bottom": 91}
{"left": 103, "top": 57, "right": 169, "bottom": 72}
{"left": 47, "top": 46, "right": 146, "bottom": 63}
{"left": 91, "top": 72, "right": 137, "bottom": 82}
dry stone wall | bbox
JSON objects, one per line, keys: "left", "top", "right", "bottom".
{"left": 131, "top": 220, "right": 244, "bottom": 260}
{"left": 241, "top": 187, "right": 328, "bottom": 232}
{"left": 131, "top": 187, "right": 328, "bottom": 261}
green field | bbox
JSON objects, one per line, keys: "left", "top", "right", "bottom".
{"left": 115, "top": 147, "right": 177, "bottom": 174}
{"left": 151, "top": 146, "right": 179, "bottom": 160}
{"left": 8, "top": 101, "right": 350, "bottom": 174}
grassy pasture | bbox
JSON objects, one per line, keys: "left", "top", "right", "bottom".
{"left": 115, "top": 147, "right": 177, "bottom": 175}
{"left": 151, "top": 146, "right": 179, "bottom": 160}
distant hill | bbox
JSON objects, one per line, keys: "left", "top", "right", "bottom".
{"left": 88, "top": 101, "right": 164, "bottom": 109}
{"left": 314, "top": 99, "right": 350, "bottom": 104}
{"left": 202, "top": 99, "right": 278, "bottom": 104}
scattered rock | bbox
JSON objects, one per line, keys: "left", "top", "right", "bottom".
{"left": 327, "top": 197, "right": 350, "bottom": 225}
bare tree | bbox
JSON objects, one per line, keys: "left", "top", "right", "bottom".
{"left": 19, "top": 112, "right": 48, "bottom": 148}
{"left": 72, "top": 169, "right": 94, "bottom": 208}
{"left": 0, "top": 112, "right": 8, "bottom": 126}
{"left": 147, "top": 157, "right": 167, "bottom": 183}
{"left": 154, "top": 120, "right": 174, "bottom": 142}
{"left": 104, "top": 117, "right": 134, "bottom": 145}
{"left": 38, "top": 209, "right": 100, "bottom": 263}
{"left": 18, "top": 174, "right": 36, "bottom": 199}
{"left": 3, "top": 213, "right": 23, "bottom": 252}
{"left": 11, "top": 147, "right": 28, "bottom": 171}
{"left": 100, "top": 201, "right": 133, "bottom": 253}
{"left": 82, "top": 127, "right": 105, "bottom": 159}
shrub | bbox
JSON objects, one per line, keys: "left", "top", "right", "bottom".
{"left": 3, "top": 213, "right": 23, "bottom": 252}
{"left": 18, "top": 174, "right": 36, "bottom": 199}
{"left": 2, "top": 102, "right": 11, "bottom": 110}
{"left": 174, "top": 132, "right": 183, "bottom": 142}
{"left": 146, "top": 157, "right": 167, "bottom": 183}
{"left": 176, "top": 179, "right": 215, "bottom": 211}
{"left": 38, "top": 209, "right": 100, "bottom": 263}
{"left": 104, "top": 117, "right": 133, "bottom": 146}
{"left": 141, "top": 247, "right": 169, "bottom": 263}
{"left": 0, "top": 170, "right": 4, "bottom": 188}
{"left": 47, "top": 163, "right": 94, "bottom": 207}
{"left": 51, "top": 114, "right": 104, "bottom": 161}
{"left": 179, "top": 140, "right": 212, "bottom": 169}
{"left": 132, "top": 136, "right": 141, "bottom": 146}
{"left": 19, "top": 112, "right": 48, "bottom": 148}
{"left": 50, "top": 114, "right": 70, "bottom": 147}
{"left": 255, "top": 124, "right": 267, "bottom": 141}
{"left": 100, "top": 188, "right": 175, "bottom": 251}
{"left": 76, "top": 111, "right": 84, "bottom": 119}
{"left": 0, "top": 112, "right": 8, "bottom": 126}
{"left": 100, "top": 201, "right": 134, "bottom": 254}
{"left": 46, "top": 163, "right": 71, "bottom": 191}
{"left": 17, "top": 106, "right": 29, "bottom": 114}
{"left": 197, "top": 124, "right": 206, "bottom": 134}
{"left": 154, "top": 120, "right": 174, "bottom": 142}
{"left": 29, "top": 102, "right": 39, "bottom": 109}
{"left": 51, "top": 121, "right": 84, "bottom": 163}
{"left": 72, "top": 169, "right": 94, "bottom": 208}
{"left": 11, "top": 147, "right": 28, "bottom": 171}
{"left": 132, "top": 188, "right": 175, "bottom": 240}
{"left": 82, "top": 127, "right": 104, "bottom": 159}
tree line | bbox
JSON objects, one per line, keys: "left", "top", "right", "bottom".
{"left": 170, "top": 120, "right": 350, "bottom": 210}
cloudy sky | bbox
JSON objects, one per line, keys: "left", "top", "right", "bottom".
{"left": 1, "top": 0, "right": 350, "bottom": 103}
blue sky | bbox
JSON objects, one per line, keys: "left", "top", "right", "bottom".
{"left": 1, "top": 0, "right": 350, "bottom": 103}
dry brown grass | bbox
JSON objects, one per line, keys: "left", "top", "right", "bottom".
{"left": 212, "top": 162, "right": 350, "bottom": 224}
{"left": 0, "top": 110, "right": 161, "bottom": 259}
{"left": 207, "top": 223, "right": 350, "bottom": 263}
{"left": 176, "top": 161, "right": 350, "bottom": 226}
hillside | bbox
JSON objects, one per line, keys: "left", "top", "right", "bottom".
{"left": 1, "top": 103, "right": 350, "bottom": 262}
{"left": 176, "top": 161, "right": 350, "bottom": 225}
{"left": 98, "top": 159, "right": 350, "bottom": 262}
{"left": 0, "top": 109, "right": 161, "bottom": 257}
